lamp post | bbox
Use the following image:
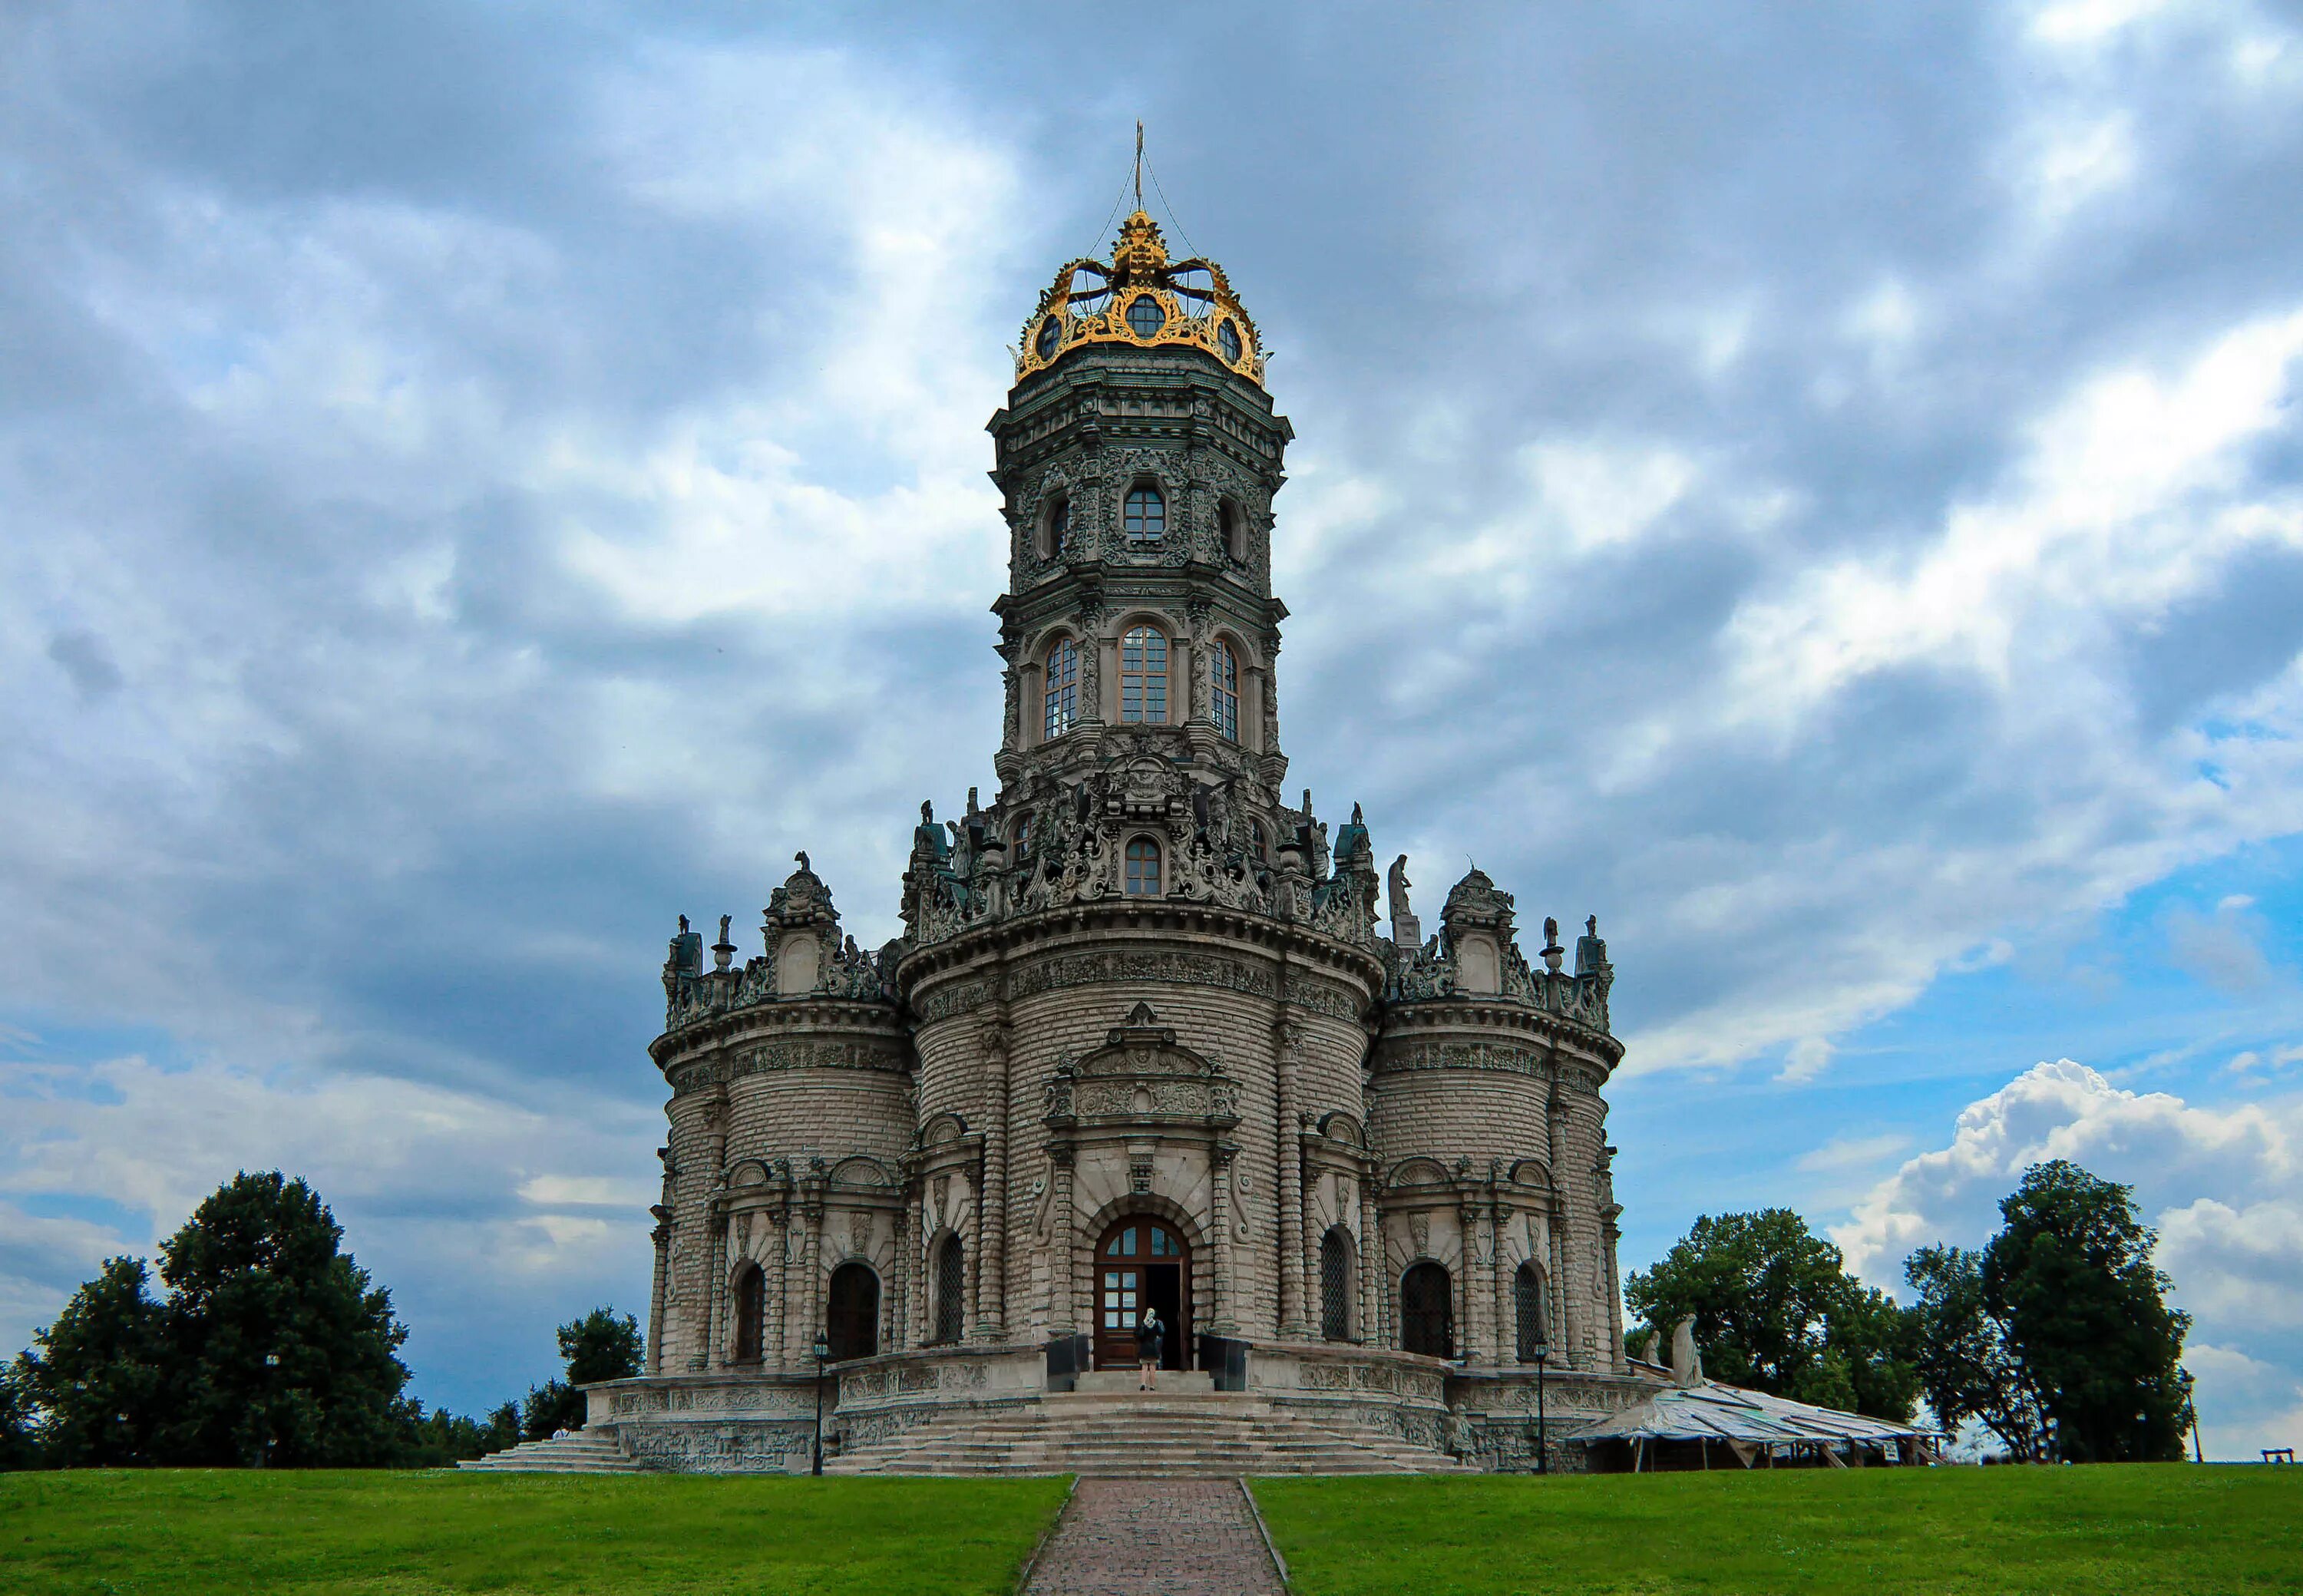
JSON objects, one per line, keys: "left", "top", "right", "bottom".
{"left": 811, "top": 1333, "right": 830, "bottom": 1477}
{"left": 1533, "top": 1343, "right": 1551, "bottom": 1475}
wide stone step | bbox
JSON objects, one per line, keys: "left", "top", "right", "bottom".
{"left": 827, "top": 1393, "right": 1466, "bottom": 1476}
{"left": 454, "top": 1431, "right": 643, "bottom": 1474}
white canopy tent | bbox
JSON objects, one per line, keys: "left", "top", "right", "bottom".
{"left": 1568, "top": 1380, "right": 1936, "bottom": 1472}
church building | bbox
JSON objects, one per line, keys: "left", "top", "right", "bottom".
{"left": 591, "top": 205, "right": 1669, "bottom": 1472}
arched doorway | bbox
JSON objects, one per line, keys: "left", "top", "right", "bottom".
{"left": 826, "top": 1261, "right": 879, "bottom": 1361}
{"left": 1094, "top": 1216, "right": 1191, "bottom": 1372}
{"left": 1400, "top": 1261, "right": 1453, "bottom": 1358}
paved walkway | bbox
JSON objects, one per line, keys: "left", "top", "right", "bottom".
{"left": 1023, "top": 1477, "right": 1287, "bottom": 1595}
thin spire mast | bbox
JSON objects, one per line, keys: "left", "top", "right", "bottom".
{"left": 1134, "top": 121, "right": 1144, "bottom": 210}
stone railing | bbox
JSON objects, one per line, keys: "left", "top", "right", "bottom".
{"left": 662, "top": 941, "right": 895, "bottom": 1034}
{"left": 1386, "top": 940, "right": 1614, "bottom": 1036}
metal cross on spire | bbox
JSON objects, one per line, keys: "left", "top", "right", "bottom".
{"left": 1134, "top": 120, "right": 1144, "bottom": 210}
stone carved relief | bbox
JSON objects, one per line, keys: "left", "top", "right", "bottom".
{"left": 1042, "top": 1003, "right": 1241, "bottom": 1129}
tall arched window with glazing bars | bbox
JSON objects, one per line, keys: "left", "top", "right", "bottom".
{"left": 1320, "top": 1226, "right": 1353, "bottom": 1341}
{"left": 733, "top": 1264, "right": 765, "bottom": 1363}
{"left": 1120, "top": 626, "right": 1167, "bottom": 724}
{"left": 931, "top": 1234, "right": 966, "bottom": 1346}
{"left": 1515, "top": 1261, "right": 1548, "bottom": 1363}
{"left": 1042, "top": 636, "right": 1079, "bottom": 740}
{"left": 1211, "top": 639, "right": 1239, "bottom": 742}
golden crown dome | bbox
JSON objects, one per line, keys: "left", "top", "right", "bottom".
{"left": 1014, "top": 210, "right": 1265, "bottom": 386}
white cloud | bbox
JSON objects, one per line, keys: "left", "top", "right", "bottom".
{"left": 1524, "top": 438, "right": 1699, "bottom": 556}
{"left": 1794, "top": 1132, "right": 1913, "bottom": 1175}
{"left": 2030, "top": 0, "right": 2175, "bottom": 47}
{"left": 1778, "top": 1036, "right": 1835, "bottom": 1085}
{"left": 1833, "top": 1059, "right": 2303, "bottom": 1457}
{"left": 2168, "top": 895, "right": 2281, "bottom": 993}
{"left": 0, "top": 1052, "right": 657, "bottom": 1393}
{"left": 1730, "top": 309, "right": 2303, "bottom": 719}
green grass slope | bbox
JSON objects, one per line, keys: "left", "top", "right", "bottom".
{"left": 1253, "top": 1465, "right": 2301, "bottom": 1596}
{"left": 0, "top": 1470, "right": 1070, "bottom": 1596}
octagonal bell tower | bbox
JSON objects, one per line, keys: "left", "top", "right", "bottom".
{"left": 986, "top": 210, "right": 1295, "bottom": 844}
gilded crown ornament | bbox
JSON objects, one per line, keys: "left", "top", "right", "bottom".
{"left": 1013, "top": 207, "right": 1265, "bottom": 386}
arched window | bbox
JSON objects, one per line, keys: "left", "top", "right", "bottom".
{"left": 1124, "top": 484, "right": 1165, "bottom": 543}
{"left": 1124, "top": 838, "right": 1162, "bottom": 897}
{"left": 1037, "top": 494, "right": 1069, "bottom": 560}
{"left": 1043, "top": 637, "right": 1079, "bottom": 740}
{"left": 1211, "top": 639, "right": 1239, "bottom": 742}
{"left": 1320, "top": 1226, "right": 1354, "bottom": 1342}
{"left": 1120, "top": 626, "right": 1167, "bottom": 723}
{"left": 827, "top": 1261, "right": 880, "bottom": 1361}
{"left": 931, "top": 1234, "right": 966, "bottom": 1346}
{"left": 1515, "top": 1261, "right": 1548, "bottom": 1363}
{"left": 733, "top": 1264, "right": 766, "bottom": 1363}
{"left": 1218, "top": 498, "right": 1244, "bottom": 561}
{"left": 1400, "top": 1261, "right": 1453, "bottom": 1358}
{"left": 1013, "top": 811, "right": 1033, "bottom": 864}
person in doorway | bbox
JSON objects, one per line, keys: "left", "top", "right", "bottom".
{"left": 1136, "top": 1307, "right": 1164, "bottom": 1391}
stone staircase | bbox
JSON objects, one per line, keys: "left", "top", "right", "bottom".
{"left": 828, "top": 1385, "right": 1469, "bottom": 1476}
{"left": 455, "top": 1429, "right": 643, "bottom": 1473}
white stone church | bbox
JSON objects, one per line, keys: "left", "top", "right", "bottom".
{"left": 540, "top": 207, "right": 1684, "bottom": 1473}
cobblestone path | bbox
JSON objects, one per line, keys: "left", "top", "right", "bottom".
{"left": 1023, "top": 1477, "right": 1287, "bottom": 1595}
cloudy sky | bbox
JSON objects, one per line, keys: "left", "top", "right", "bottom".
{"left": 5, "top": 1, "right": 2302, "bottom": 1456}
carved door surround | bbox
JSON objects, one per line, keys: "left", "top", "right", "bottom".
{"left": 1043, "top": 1003, "right": 1241, "bottom": 1340}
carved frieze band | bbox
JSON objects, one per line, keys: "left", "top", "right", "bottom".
{"left": 912, "top": 950, "right": 1363, "bottom": 1026}
{"left": 1375, "top": 1038, "right": 1577, "bottom": 1082}
{"left": 666, "top": 1038, "right": 909, "bottom": 1095}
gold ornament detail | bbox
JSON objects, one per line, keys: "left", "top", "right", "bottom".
{"left": 1013, "top": 210, "right": 1265, "bottom": 386}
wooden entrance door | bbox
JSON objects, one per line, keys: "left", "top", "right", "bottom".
{"left": 1094, "top": 1217, "right": 1190, "bottom": 1371}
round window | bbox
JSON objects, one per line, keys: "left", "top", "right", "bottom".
{"left": 1127, "top": 295, "right": 1165, "bottom": 338}
{"left": 1035, "top": 316, "right": 1063, "bottom": 359}
{"left": 1218, "top": 319, "right": 1243, "bottom": 362}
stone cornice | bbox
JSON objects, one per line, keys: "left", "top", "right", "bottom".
{"left": 1376, "top": 997, "right": 1623, "bottom": 1072}
{"left": 894, "top": 897, "right": 1387, "bottom": 1013}
{"left": 651, "top": 996, "right": 907, "bottom": 1075}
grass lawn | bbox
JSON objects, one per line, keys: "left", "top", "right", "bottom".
{"left": 0, "top": 1469, "right": 1071, "bottom": 1596}
{"left": 1253, "top": 1465, "right": 2302, "bottom": 1596}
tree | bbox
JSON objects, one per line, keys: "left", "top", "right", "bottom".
{"left": 395, "top": 1399, "right": 519, "bottom": 1467}
{"left": 155, "top": 1171, "right": 413, "bottom": 1467}
{"left": 1, "top": 1359, "right": 45, "bottom": 1470}
{"left": 1624, "top": 1208, "right": 1918, "bottom": 1423}
{"left": 521, "top": 1307, "right": 646, "bottom": 1439}
{"left": 1905, "top": 1244, "right": 2051, "bottom": 1460}
{"left": 1984, "top": 1161, "right": 2192, "bottom": 1462}
{"left": 559, "top": 1307, "right": 644, "bottom": 1386}
{"left": 11, "top": 1256, "right": 170, "bottom": 1466}
{"left": 520, "top": 1379, "right": 581, "bottom": 1442}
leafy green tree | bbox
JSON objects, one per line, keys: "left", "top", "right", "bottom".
{"left": 1, "top": 1358, "right": 45, "bottom": 1469}
{"left": 559, "top": 1307, "right": 644, "bottom": 1386}
{"left": 1624, "top": 1208, "right": 1919, "bottom": 1422}
{"left": 1905, "top": 1244, "right": 2052, "bottom": 1460}
{"left": 394, "top": 1399, "right": 516, "bottom": 1467}
{"left": 520, "top": 1378, "right": 580, "bottom": 1442}
{"left": 1983, "top": 1161, "right": 2192, "bottom": 1462}
{"left": 154, "top": 1171, "right": 413, "bottom": 1467}
{"left": 11, "top": 1256, "right": 170, "bottom": 1466}
{"left": 520, "top": 1307, "right": 645, "bottom": 1440}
